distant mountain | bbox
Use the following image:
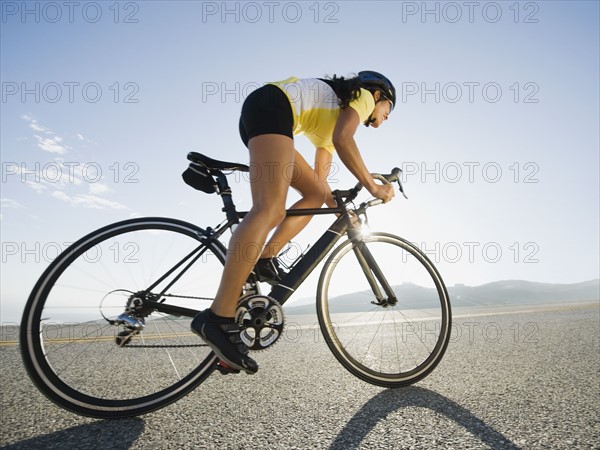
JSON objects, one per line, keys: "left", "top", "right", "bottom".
{"left": 449, "top": 279, "right": 599, "bottom": 307}
{"left": 284, "top": 279, "right": 600, "bottom": 315}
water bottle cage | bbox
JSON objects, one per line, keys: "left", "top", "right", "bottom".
{"left": 278, "top": 242, "right": 309, "bottom": 271}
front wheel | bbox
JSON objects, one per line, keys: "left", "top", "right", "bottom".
{"left": 20, "top": 217, "right": 226, "bottom": 418}
{"left": 317, "top": 232, "right": 451, "bottom": 387}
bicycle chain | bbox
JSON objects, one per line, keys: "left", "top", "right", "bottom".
{"left": 122, "top": 343, "right": 209, "bottom": 348}
{"left": 159, "top": 294, "right": 215, "bottom": 301}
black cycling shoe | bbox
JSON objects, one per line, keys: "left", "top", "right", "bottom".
{"left": 191, "top": 309, "right": 258, "bottom": 375}
{"left": 215, "top": 360, "right": 241, "bottom": 375}
{"left": 254, "top": 257, "right": 287, "bottom": 285}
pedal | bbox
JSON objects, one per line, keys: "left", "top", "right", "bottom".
{"left": 215, "top": 360, "right": 241, "bottom": 375}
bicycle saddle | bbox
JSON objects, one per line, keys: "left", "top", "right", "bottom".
{"left": 187, "top": 152, "right": 249, "bottom": 173}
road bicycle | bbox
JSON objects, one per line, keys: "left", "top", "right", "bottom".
{"left": 20, "top": 152, "right": 452, "bottom": 418}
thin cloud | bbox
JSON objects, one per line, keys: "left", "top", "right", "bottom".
{"left": 34, "top": 135, "right": 67, "bottom": 154}
{"left": 25, "top": 181, "right": 48, "bottom": 193}
{"left": 17, "top": 114, "right": 130, "bottom": 211}
{"left": 21, "top": 114, "right": 51, "bottom": 134}
{"left": 51, "top": 191, "right": 128, "bottom": 210}
{"left": 30, "top": 122, "right": 46, "bottom": 132}
{"left": 88, "top": 183, "right": 112, "bottom": 195}
{"left": 22, "top": 115, "right": 97, "bottom": 153}
{"left": 1, "top": 198, "right": 27, "bottom": 209}
{"left": 77, "top": 133, "right": 99, "bottom": 145}
{"left": 21, "top": 115, "right": 67, "bottom": 153}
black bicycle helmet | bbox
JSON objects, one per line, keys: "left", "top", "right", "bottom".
{"left": 358, "top": 71, "right": 396, "bottom": 111}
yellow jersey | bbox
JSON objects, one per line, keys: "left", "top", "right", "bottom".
{"left": 269, "top": 77, "right": 375, "bottom": 154}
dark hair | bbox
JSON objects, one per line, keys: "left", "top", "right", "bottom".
{"left": 323, "top": 74, "right": 363, "bottom": 109}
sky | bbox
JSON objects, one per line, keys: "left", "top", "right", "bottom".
{"left": 1, "top": 1, "right": 599, "bottom": 322}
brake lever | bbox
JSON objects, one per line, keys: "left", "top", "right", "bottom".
{"left": 397, "top": 179, "right": 408, "bottom": 199}
{"left": 371, "top": 170, "right": 409, "bottom": 200}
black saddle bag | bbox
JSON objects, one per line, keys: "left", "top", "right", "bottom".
{"left": 182, "top": 162, "right": 217, "bottom": 194}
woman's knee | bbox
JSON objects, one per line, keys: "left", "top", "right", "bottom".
{"left": 251, "top": 204, "right": 287, "bottom": 228}
{"left": 303, "top": 183, "right": 330, "bottom": 207}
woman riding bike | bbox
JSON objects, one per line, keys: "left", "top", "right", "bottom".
{"left": 191, "top": 71, "right": 397, "bottom": 374}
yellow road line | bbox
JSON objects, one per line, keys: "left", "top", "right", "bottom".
{"left": 0, "top": 332, "right": 198, "bottom": 347}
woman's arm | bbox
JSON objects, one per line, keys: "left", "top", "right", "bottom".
{"left": 332, "top": 107, "right": 395, "bottom": 202}
{"left": 314, "top": 147, "right": 338, "bottom": 208}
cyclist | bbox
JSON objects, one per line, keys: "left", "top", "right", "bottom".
{"left": 192, "top": 71, "right": 397, "bottom": 374}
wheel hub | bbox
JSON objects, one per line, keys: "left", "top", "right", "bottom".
{"left": 100, "top": 290, "right": 157, "bottom": 347}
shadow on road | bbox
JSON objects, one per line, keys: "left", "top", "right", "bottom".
{"left": 3, "top": 417, "right": 145, "bottom": 450}
{"left": 329, "top": 387, "right": 520, "bottom": 450}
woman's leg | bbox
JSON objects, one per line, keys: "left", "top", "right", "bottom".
{"left": 260, "top": 148, "right": 333, "bottom": 259}
{"left": 210, "top": 134, "right": 296, "bottom": 317}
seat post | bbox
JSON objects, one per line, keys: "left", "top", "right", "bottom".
{"left": 215, "top": 172, "right": 240, "bottom": 224}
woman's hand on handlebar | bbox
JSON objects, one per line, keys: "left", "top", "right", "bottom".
{"left": 368, "top": 182, "right": 395, "bottom": 203}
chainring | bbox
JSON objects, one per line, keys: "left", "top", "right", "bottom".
{"left": 235, "top": 295, "right": 284, "bottom": 350}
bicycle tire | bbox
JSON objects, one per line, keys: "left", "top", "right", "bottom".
{"left": 317, "top": 232, "right": 451, "bottom": 387}
{"left": 20, "top": 217, "right": 225, "bottom": 418}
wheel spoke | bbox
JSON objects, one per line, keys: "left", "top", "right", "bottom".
{"left": 21, "top": 218, "right": 225, "bottom": 417}
{"left": 151, "top": 317, "right": 181, "bottom": 380}
{"left": 317, "top": 233, "right": 451, "bottom": 386}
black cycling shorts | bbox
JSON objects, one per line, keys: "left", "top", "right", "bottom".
{"left": 239, "top": 84, "right": 294, "bottom": 147}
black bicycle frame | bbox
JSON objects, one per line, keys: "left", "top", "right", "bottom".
{"left": 268, "top": 212, "right": 349, "bottom": 305}
{"left": 144, "top": 208, "right": 349, "bottom": 318}
{"left": 147, "top": 169, "right": 395, "bottom": 317}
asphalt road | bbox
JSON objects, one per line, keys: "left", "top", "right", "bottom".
{"left": 1, "top": 302, "right": 598, "bottom": 449}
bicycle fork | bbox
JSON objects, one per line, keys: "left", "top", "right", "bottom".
{"left": 350, "top": 232, "right": 398, "bottom": 307}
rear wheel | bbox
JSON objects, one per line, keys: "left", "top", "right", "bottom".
{"left": 317, "top": 232, "right": 451, "bottom": 387}
{"left": 20, "top": 217, "right": 226, "bottom": 418}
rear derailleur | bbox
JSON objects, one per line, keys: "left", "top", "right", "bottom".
{"left": 103, "top": 290, "right": 155, "bottom": 346}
